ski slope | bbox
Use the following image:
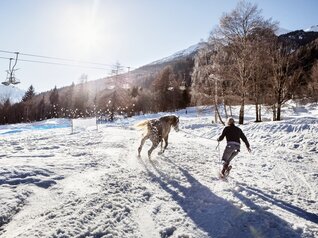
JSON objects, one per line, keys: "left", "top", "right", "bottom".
{"left": 0, "top": 103, "right": 317, "bottom": 238}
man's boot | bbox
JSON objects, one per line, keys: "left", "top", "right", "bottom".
{"left": 221, "top": 164, "right": 228, "bottom": 176}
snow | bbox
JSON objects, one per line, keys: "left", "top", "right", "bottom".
{"left": 72, "top": 117, "right": 98, "bottom": 132}
{"left": 0, "top": 102, "right": 317, "bottom": 237}
{"left": 304, "top": 25, "right": 318, "bottom": 32}
{"left": 148, "top": 43, "right": 205, "bottom": 65}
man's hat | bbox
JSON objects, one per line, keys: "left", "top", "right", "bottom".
{"left": 227, "top": 117, "right": 235, "bottom": 125}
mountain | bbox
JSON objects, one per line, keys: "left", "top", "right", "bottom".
{"left": 7, "top": 26, "right": 317, "bottom": 120}
{"left": 279, "top": 29, "right": 318, "bottom": 47}
{"left": 0, "top": 85, "right": 25, "bottom": 103}
{"left": 24, "top": 26, "right": 318, "bottom": 100}
{"left": 34, "top": 26, "right": 318, "bottom": 104}
{"left": 147, "top": 42, "right": 206, "bottom": 66}
{"left": 304, "top": 25, "right": 318, "bottom": 32}
{"left": 275, "top": 25, "right": 318, "bottom": 36}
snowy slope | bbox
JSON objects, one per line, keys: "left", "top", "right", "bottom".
{"left": 0, "top": 103, "right": 317, "bottom": 238}
{"left": 148, "top": 42, "right": 205, "bottom": 66}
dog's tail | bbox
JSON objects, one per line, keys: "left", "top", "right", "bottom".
{"left": 134, "top": 120, "right": 149, "bottom": 130}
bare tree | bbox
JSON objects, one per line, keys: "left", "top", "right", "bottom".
{"left": 191, "top": 44, "right": 214, "bottom": 106}
{"left": 248, "top": 28, "right": 276, "bottom": 122}
{"left": 310, "top": 60, "right": 318, "bottom": 103}
{"left": 268, "top": 39, "right": 299, "bottom": 121}
{"left": 107, "top": 62, "right": 125, "bottom": 121}
{"left": 209, "top": 0, "right": 276, "bottom": 124}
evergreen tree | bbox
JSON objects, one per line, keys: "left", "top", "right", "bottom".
{"left": 49, "top": 86, "right": 60, "bottom": 118}
{"left": 22, "top": 85, "right": 35, "bottom": 102}
{"left": 1, "top": 99, "right": 11, "bottom": 124}
{"left": 37, "top": 96, "right": 47, "bottom": 120}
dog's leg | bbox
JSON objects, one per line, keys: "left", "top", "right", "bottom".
{"left": 162, "top": 136, "right": 169, "bottom": 153}
{"left": 138, "top": 135, "right": 148, "bottom": 156}
{"left": 158, "top": 140, "right": 163, "bottom": 154}
{"left": 148, "top": 141, "right": 159, "bottom": 159}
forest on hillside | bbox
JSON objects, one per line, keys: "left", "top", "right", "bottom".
{"left": 1, "top": 1, "right": 318, "bottom": 125}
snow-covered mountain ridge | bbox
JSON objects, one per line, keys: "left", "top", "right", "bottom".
{"left": 146, "top": 25, "right": 317, "bottom": 68}
{"left": 305, "top": 25, "right": 318, "bottom": 32}
{"left": 147, "top": 42, "right": 206, "bottom": 66}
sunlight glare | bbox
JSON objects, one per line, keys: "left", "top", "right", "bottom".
{"left": 61, "top": 1, "right": 106, "bottom": 57}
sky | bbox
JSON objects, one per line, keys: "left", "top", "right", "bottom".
{"left": 0, "top": 0, "right": 318, "bottom": 93}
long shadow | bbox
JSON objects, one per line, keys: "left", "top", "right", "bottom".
{"left": 140, "top": 158, "right": 303, "bottom": 238}
{"left": 236, "top": 182, "right": 318, "bottom": 224}
{"left": 0, "top": 177, "right": 57, "bottom": 188}
{"left": 0, "top": 168, "right": 62, "bottom": 189}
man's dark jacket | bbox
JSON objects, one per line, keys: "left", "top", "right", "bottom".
{"left": 218, "top": 125, "right": 250, "bottom": 148}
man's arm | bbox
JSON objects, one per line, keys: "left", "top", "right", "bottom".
{"left": 217, "top": 127, "right": 227, "bottom": 141}
{"left": 240, "top": 130, "right": 251, "bottom": 152}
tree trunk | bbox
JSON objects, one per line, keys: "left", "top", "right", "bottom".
{"left": 276, "top": 90, "right": 282, "bottom": 121}
{"left": 222, "top": 91, "right": 228, "bottom": 118}
{"left": 215, "top": 103, "right": 225, "bottom": 126}
{"left": 239, "top": 97, "right": 245, "bottom": 124}
{"left": 224, "top": 103, "right": 228, "bottom": 118}
{"left": 277, "top": 102, "right": 281, "bottom": 121}
{"left": 272, "top": 104, "right": 277, "bottom": 121}
{"left": 214, "top": 105, "right": 218, "bottom": 123}
{"left": 110, "top": 90, "right": 117, "bottom": 121}
{"left": 255, "top": 103, "right": 259, "bottom": 122}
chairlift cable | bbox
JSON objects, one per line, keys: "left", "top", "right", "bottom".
{"left": 0, "top": 56, "right": 111, "bottom": 71}
{"left": 17, "top": 58, "right": 112, "bottom": 71}
{"left": 0, "top": 49, "right": 132, "bottom": 69}
{"left": 0, "top": 50, "right": 146, "bottom": 73}
{"left": 19, "top": 52, "right": 115, "bottom": 67}
{"left": 0, "top": 56, "right": 11, "bottom": 60}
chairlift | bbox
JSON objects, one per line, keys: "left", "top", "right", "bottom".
{"left": 2, "top": 69, "right": 20, "bottom": 85}
{"left": 11, "top": 78, "right": 21, "bottom": 84}
{"left": 2, "top": 71, "right": 12, "bottom": 86}
{"left": 9, "top": 75, "right": 20, "bottom": 85}
{"left": 2, "top": 53, "right": 21, "bottom": 86}
{"left": 1, "top": 80, "right": 10, "bottom": 86}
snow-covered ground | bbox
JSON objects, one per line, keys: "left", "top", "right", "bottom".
{"left": 0, "top": 102, "right": 317, "bottom": 238}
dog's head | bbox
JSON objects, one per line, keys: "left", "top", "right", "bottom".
{"left": 171, "top": 115, "right": 179, "bottom": 132}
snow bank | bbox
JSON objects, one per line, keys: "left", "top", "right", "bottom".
{"left": 0, "top": 119, "right": 70, "bottom": 135}
{"left": 71, "top": 117, "right": 98, "bottom": 133}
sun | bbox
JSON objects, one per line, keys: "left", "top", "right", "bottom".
{"left": 61, "top": 3, "right": 105, "bottom": 56}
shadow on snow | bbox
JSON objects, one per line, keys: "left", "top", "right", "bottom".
{"left": 140, "top": 158, "right": 303, "bottom": 238}
{"left": 236, "top": 183, "right": 318, "bottom": 224}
